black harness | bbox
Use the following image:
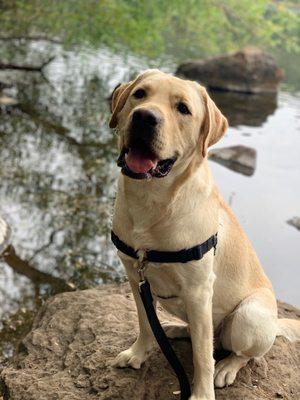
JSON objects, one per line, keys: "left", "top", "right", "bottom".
{"left": 111, "top": 230, "right": 218, "bottom": 400}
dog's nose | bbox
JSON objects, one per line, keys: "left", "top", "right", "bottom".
{"left": 132, "top": 109, "right": 161, "bottom": 128}
{"left": 129, "top": 108, "right": 162, "bottom": 154}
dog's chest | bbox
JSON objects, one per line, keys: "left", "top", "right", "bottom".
{"left": 144, "top": 263, "right": 181, "bottom": 297}
{"left": 141, "top": 260, "right": 229, "bottom": 328}
{"left": 145, "top": 264, "right": 188, "bottom": 322}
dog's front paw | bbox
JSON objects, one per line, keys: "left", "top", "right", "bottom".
{"left": 189, "top": 396, "right": 214, "bottom": 400}
{"left": 112, "top": 346, "right": 147, "bottom": 370}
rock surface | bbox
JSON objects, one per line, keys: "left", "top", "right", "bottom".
{"left": 0, "top": 95, "right": 19, "bottom": 107}
{"left": 287, "top": 217, "right": 300, "bottom": 231}
{"left": 0, "top": 216, "right": 11, "bottom": 255}
{"left": 209, "top": 145, "right": 256, "bottom": 176}
{"left": 176, "top": 48, "right": 284, "bottom": 94}
{"left": 1, "top": 284, "right": 299, "bottom": 400}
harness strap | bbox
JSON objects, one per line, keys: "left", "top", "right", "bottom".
{"left": 111, "top": 231, "right": 138, "bottom": 260}
{"left": 111, "top": 230, "right": 218, "bottom": 263}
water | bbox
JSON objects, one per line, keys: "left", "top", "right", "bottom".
{"left": 0, "top": 41, "right": 299, "bottom": 363}
{"left": 211, "top": 91, "right": 300, "bottom": 306}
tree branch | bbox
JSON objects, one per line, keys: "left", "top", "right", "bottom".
{"left": 0, "top": 35, "right": 61, "bottom": 44}
{"left": 0, "top": 56, "right": 55, "bottom": 72}
{"left": 1, "top": 245, "right": 75, "bottom": 292}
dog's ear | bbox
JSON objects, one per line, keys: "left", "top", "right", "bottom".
{"left": 109, "top": 69, "right": 161, "bottom": 129}
{"left": 200, "top": 86, "right": 228, "bottom": 157}
{"left": 109, "top": 83, "right": 121, "bottom": 113}
{"left": 109, "top": 82, "right": 134, "bottom": 128}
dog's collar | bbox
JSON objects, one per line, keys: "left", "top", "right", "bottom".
{"left": 111, "top": 231, "right": 218, "bottom": 264}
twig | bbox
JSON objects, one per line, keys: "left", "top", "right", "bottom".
{"left": 1, "top": 245, "right": 75, "bottom": 292}
{"left": 0, "top": 56, "right": 55, "bottom": 72}
{"left": 0, "top": 35, "right": 61, "bottom": 44}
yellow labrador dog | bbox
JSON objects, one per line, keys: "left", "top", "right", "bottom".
{"left": 110, "top": 69, "right": 299, "bottom": 400}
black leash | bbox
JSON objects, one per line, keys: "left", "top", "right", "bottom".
{"left": 139, "top": 279, "right": 191, "bottom": 399}
{"left": 111, "top": 231, "right": 218, "bottom": 400}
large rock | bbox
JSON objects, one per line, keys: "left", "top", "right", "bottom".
{"left": 209, "top": 145, "right": 256, "bottom": 176}
{"left": 176, "top": 48, "right": 284, "bottom": 94}
{"left": 287, "top": 217, "right": 300, "bottom": 231}
{"left": 1, "top": 284, "right": 299, "bottom": 400}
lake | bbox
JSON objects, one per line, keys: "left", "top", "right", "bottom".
{"left": 0, "top": 40, "right": 299, "bottom": 364}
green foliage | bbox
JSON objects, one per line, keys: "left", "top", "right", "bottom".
{"left": 0, "top": 0, "right": 299, "bottom": 59}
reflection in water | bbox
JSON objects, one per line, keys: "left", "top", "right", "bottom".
{"left": 209, "top": 145, "right": 256, "bottom": 177}
{"left": 211, "top": 90, "right": 277, "bottom": 127}
{"left": 2, "top": 245, "right": 74, "bottom": 292}
{"left": 0, "top": 42, "right": 132, "bottom": 364}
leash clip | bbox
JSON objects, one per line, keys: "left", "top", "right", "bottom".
{"left": 137, "top": 250, "right": 148, "bottom": 282}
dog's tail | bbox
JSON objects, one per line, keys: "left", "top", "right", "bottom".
{"left": 0, "top": 216, "right": 11, "bottom": 255}
{"left": 277, "top": 318, "right": 300, "bottom": 342}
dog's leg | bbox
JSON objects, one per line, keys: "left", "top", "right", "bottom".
{"left": 214, "top": 287, "right": 277, "bottom": 388}
{"left": 184, "top": 271, "right": 215, "bottom": 400}
{"left": 112, "top": 260, "right": 156, "bottom": 369}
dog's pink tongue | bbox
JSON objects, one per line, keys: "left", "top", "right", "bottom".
{"left": 125, "top": 149, "right": 157, "bottom": 174}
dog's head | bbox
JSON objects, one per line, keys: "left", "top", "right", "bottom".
{"left": 109, "top": 69, "right": 228, "bottom": 180}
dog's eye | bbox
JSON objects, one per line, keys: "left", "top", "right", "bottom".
{"left": 177, "top": 102, "right": 191, "bottom": 115}
{"left": 133, "top": 89, "right": 146, "bottom": 99}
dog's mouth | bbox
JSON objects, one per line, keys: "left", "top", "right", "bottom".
{"left": 117, "top": 148, "right": 177, "bottom": 180}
